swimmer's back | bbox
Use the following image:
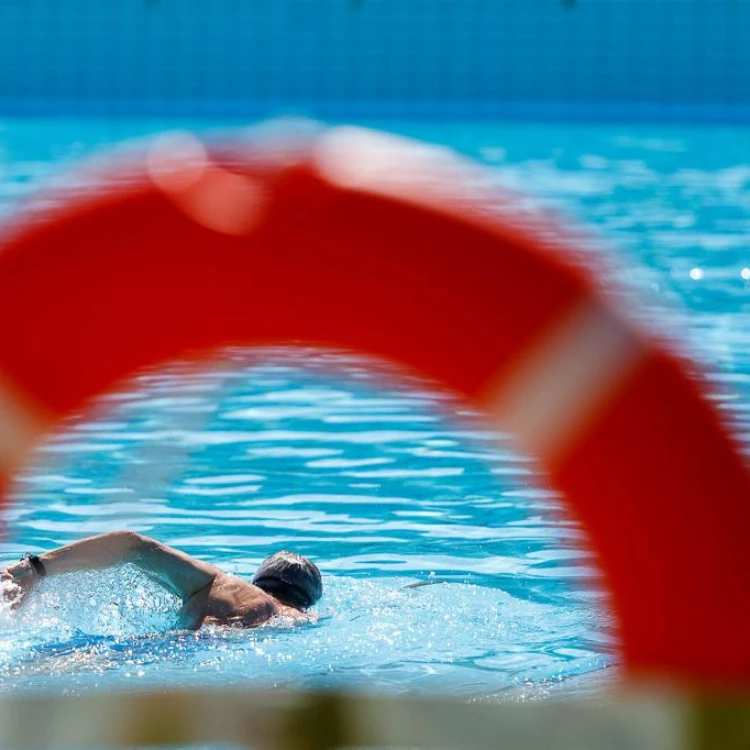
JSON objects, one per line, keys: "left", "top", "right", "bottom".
{"left": 179, "top": 572, "right": 307, "bottom": 629}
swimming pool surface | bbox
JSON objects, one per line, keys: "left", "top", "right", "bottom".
{"left": 0, "top": 118, "right": 747, "bottom": 699}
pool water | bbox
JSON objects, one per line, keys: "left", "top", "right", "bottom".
{"left": 0, "top": 118, "right": 748, "bottom": 699}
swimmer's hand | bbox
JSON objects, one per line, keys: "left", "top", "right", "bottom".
{"left": 275, "top": 603, "right": 319, "bottom": 625}
{"left": 223, "top": 607, "right": 318, "bottom": 629}
{"left": 0, "top": 560, "right": 38, "bottom": 610}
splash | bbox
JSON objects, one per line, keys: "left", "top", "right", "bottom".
{"left": 10, "top": 565, "right": 182, "bottom": 638}
{"left": 0, "top": 572, "right": 611, "bottom": 697}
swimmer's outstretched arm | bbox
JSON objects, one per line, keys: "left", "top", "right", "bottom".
{"left": 1, "top": 531, "right": 221, "bottom": 608}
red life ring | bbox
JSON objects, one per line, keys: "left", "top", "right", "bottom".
{"left": 0, "top": 125, "right": 747, "bottom": 686}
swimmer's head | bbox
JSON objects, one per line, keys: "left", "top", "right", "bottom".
{"left": 252, "top": 550, "right": 322, "bottom": 610}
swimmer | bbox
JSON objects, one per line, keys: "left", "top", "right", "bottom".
{"left": 0, "top": 531, "right": 322, "bottom": 629}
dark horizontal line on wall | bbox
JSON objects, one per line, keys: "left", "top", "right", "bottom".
{"left": 0, "top": 98, "right": 748, "bottom": 124}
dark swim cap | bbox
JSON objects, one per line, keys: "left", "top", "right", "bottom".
{"left": 252, "top": 551, "right": 323, "bottom": 609}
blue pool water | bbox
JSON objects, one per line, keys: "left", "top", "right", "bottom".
{"left": 0, "top": 119, "right": 748, "bottom": 699}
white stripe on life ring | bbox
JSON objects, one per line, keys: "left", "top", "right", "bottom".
{"left": 483, "top": 301, "right": 646, "bottom": 467}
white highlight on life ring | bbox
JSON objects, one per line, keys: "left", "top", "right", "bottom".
{"left": 147, "top": 131, "right": 266, "bottom": 236}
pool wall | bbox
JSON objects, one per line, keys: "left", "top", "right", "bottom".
{"left": 0, "top": 0, "right": 748, "bottom": 120}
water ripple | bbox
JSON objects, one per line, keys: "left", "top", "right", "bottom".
{"left": 10, "top": 119, "right": 747, "bottom": 698}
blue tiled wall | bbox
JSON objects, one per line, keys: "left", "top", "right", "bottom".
{"left": 0, "top": 0, "right": 748, "bottom": 119}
